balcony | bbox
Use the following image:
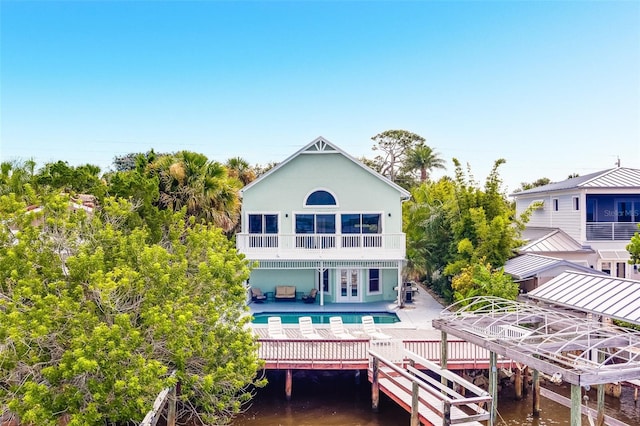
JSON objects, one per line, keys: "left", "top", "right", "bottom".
{"left": 236, "top": 233, "right": 406, "bottom": 260}
{"left": 586, "top": 222, "right": 639, "bottom": 241}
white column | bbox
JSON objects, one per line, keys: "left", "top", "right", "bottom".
{"left": 319, "top": 261, "right": 325, "bottom": 306}
{"left": 397, "top": 260, "right": 403, "bottom": 307}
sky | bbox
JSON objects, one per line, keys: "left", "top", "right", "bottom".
{"left": 1, "top": 0, "right": 639, "bottom": 194}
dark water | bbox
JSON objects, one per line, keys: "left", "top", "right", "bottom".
{"left": 233, "top": 370, "right": 640, "bottom": 426}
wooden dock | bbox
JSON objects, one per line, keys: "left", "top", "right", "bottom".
{"left": 255, "top": 327, "right": 514, "bottom": 370}
{"left": 369, "top": 348, "right": 492, "bottom": 426}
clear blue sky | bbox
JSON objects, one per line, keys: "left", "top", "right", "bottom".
{"left": 1, "top": 0, "right": 639, "bottom": 193}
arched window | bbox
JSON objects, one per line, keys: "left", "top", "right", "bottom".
{"left": 305, "top": 190, "right": 336, "bottom": 206}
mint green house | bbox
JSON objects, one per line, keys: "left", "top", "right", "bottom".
{"left": 236, "top": 137, "right": 410, "bottom": 305}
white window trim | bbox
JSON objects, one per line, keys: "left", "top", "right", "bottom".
{"left": 338, "top": 211, "right": 384, "bottom": 234}
{"left": 246, "top": 211, "right": 280, "bottom": 233}
{"left": 366, "top": 269, "right": 382, "bottom": 295}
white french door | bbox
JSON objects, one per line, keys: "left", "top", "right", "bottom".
{"left": 337, "top": 269, "right": 361, "bottom": 302}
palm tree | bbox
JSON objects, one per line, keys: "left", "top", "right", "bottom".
{"left": 152, "top": 151, "right": 241, "bottom": 232}
{"left": 225, "top": 157, "right": 256, "bottom": 186}
{"left": 404, "top": 144, "right": 446, "bottom": 182}
{"left": 0, "top": 159, "right": 37, "bottom": 199}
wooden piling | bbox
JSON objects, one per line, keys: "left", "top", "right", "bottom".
{"left": 532, "top": 369, "right": 540, "bottom": 417}
{"left": 570, "top": 384, "right": 581, "bottom": 426}
{"left": 514, "top": 366, "right": 523, "bottom": 401}
{"left": 411, "top": 381, "right": 419, "bottom": 426}
{"left": 167, "top": 385, "right": 176, "bottom": 426}
{"left": 371, "top": 357, "right": 380, "bottom": 412}
{"left": 441, "top": 331, "right": 448, "bottom": 389}
{"left": 443, "top": 400, "right": 451, "bottom": 426}
{"left": 285, "top": 369, "right": 292, "bottom": 401}
{"left": 597, "top": 350, "right": 605, "bottom": 426}
{"left": 489, "top": 351, "right": 497, "bottom": 426}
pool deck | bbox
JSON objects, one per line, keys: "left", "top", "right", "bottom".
{"left": 249, "top": 284, "right": 447, "bottom": 339}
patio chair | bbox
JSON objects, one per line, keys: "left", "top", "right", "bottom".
{"left": 267, "top": 317, "right": 288, "bottom": 339}
{"left": 361, "top": 315, "right": 391, "bottom": 340}
{"left": 251, "top": 287, "right": 267, "bottom": 303}
{"left": 298, "top": 316, "right": 322, "bottom": 339}
{"left": 301, "top": 288, "right": 318, "bottom": 304}
{"left": 329, "top": 316, "right": 354, "bottom": 339}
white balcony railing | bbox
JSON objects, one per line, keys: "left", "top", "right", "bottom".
{"left": 586, "top": 222, "right": 639, "bottom": 241}
{"left": 236, "top": 233, "right": 406, "bottom": 260}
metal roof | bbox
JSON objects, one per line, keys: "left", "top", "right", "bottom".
{"left": 527, "top": 271, "right": 640, "bottom": 325}
{"left": 504, "top": 254, "right": 601, "bottom": 280}
{"left": 519, "top": 227, "right": 591, "bottom": 253}
{"left": 433, "top": 296, "right": 640, "bottom": 386}
{"left": 598, "top": 250, "right": 630, "bottom": 260}
{"left": 511, "top": 167, "right": 640, "bottom": 196}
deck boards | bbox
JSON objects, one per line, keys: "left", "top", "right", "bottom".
{"left": 377, "top": 375, "right": 484, "bottom": 426}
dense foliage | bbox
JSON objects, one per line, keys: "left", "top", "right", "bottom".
{"left": 403, "top": 158, "right": 527, "bottom": 303}
{"left": 627, "top": 225, "right": 640, "bottom": 268}
{"left": 0, "top": 194, "right": 263, "bottom": 425}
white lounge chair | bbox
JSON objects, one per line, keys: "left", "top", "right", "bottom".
{"left": 298, "top": 316, "right": 322, "bottom": 339}
{"left": 329, "top": 316, "right": 354, "bottom": 339}
{"left": 361, "top": 315, "right": 391, "bottom": 340}
{"left": 267, "top": 317, "right": 288, "bottom": 339}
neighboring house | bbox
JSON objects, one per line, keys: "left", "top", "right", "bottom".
{"left": 511, "top": 167, "right": 640, "bottom": 282}
{"left": 504, "top": 253, "right": 606, "bottom": 293}
{"left": 236, "top": 137, "right": 410, "bottom": 305}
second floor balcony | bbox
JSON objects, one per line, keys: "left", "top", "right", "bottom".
{"left": 586, "top": 222, "right": 639, "bottom": 241}
{"left": 236, "top": 233, "right": 406, "bottom": 260}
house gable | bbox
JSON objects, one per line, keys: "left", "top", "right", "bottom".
{"left": 241, "top": 136, "right": 410, "bottom": 200}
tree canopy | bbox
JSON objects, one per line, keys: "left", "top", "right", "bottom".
{"left": 0, "top": 194, "right": 264, "bottom": 425}
{"left": 403, "top": 158, "right": 527, "bottom": 302}
{"left": 370, "top": 129, "right": 425, "bottom": 184}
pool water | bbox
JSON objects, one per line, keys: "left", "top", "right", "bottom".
{"left": 251, "top": 311, "right": 400, "bottom": 324}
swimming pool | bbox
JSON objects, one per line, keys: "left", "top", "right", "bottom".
{"left": 251, "top": 311, "right": 400, "bottom": 324}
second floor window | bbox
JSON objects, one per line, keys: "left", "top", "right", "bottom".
{"left": 295, "top": 214, "right": 336, "bottom": 248}
{"left": 249, "top": 214, "right": 278, "bottom": 234}
{"left": 248, "top": 214, "right": 278, "bottom": 247}
{"left": 295, "top": 214, "right": 336, "bottom": 234}
{"left": 305, "top": 190, "right": 337, "bottom": 206}
{"left": 341, "top": 214, "right": 381, "bottom": 234}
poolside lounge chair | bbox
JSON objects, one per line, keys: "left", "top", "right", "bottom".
{"left": 302, "top": 288, "right": 318, "bottom": 304}
{"left": 298, "top": 316, "right": 322, "bottom": 339}
{"left": 251, "top": 287, "right": 267, "bottom": 303}
{"left": 329, "top": 316, "right": 354, "bottom": 339}
{"left": 267, "top": 317, "right": 288, "bottom": 339}
{"left": 361, "top": 315, "right": 391, "bottom": 340}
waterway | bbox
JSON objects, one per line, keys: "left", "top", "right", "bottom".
{"left": 233, "top": 370, "right": 640, "bottom": 425}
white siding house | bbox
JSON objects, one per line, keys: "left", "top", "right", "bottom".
{"left": 237, "top": 137, "right": 410, "bottom": 305}
{"left": 512, "top": 167, "right": 640, "bottom": 282}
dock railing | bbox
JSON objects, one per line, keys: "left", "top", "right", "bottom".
{"left": 258, "top": 338, "right": 371, "bottom": 368}
{"left": 257, "top": 337, "right": 512, "bottom": 370}
{"left": 369, "top": 348, "right": 492, "bottom": 426}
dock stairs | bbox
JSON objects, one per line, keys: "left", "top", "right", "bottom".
{"left": 369, "top": 343, "right": 493, "bottom": 426}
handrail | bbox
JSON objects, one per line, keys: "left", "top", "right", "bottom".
{"left": 369, "top": 348, "right": 492, "bottom": 425}
{"left": 258, "top": 338, "right": 512, "bottom": 368}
